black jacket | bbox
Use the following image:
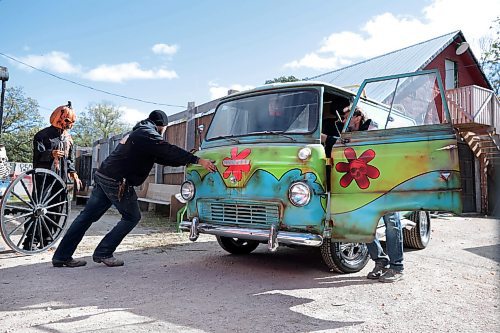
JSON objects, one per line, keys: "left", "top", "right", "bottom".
{"left": 98, "top": 119, "right": 198, "bottom": 186}
{"left": 33, "top": 126, "right": 76, "bottom": 182}
{"left": 322, "top": 118, "right": 343, "bottom": 157}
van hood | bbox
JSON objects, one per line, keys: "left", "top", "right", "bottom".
{"left": 187, "top": 144, "right": 326, "bottom": 188}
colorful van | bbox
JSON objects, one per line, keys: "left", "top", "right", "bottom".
{"left": 180, "top": 70, "right": 462, "bottom": 272}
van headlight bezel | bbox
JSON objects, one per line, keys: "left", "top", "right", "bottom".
{"left": 180, "top": 181, "right": 196, "bottom": 201}
{"left": 298, "top": 147, "right": 312, "bottom": 160}
{"left": 288, "top": 182, "right": 311, "bottom": 207}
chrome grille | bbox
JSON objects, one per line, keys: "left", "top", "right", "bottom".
{"left": 199, "top": 200, "right": 280, "bottom": 227}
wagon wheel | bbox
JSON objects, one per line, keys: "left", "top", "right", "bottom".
{"left": 0, "top": 168, "right": 69, "bottom": 255}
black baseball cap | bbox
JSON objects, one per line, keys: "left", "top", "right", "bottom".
{"left": 148, "top": 110, "right": 169, "bottom": 126}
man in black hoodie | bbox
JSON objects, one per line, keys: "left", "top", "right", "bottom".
{"left": 52, "top": 110, "right": 216, "bottom": 267}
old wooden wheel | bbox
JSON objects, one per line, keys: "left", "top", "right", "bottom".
{"left": 0, "top": 168, "right": 69, "bottom": 254}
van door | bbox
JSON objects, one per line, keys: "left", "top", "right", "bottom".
{"left": 330, "top": 70, "right": 462, "bottom": 242}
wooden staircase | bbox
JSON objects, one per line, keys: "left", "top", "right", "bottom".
{"left": 458, "top": 124, "right": 500, "bottom": 168}
{"left": 455, "top": 124, "right": 500, "bottom": 214}
{"left": 446, "top": 86, "right": 500, "bottom": 214}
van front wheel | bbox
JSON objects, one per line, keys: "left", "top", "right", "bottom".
{"left": 216, "top": 236, "right": 260, "bottom": 255}
{"left": 320, "top": 239, "right": 370, "bottom": 273}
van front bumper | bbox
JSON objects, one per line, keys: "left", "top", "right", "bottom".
{"left": 180, "top": 219, "right": 323, "bottom": 248}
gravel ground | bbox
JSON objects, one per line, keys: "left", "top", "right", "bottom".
{"left": 0, "top": 207, "right": 498, "bottom": 333}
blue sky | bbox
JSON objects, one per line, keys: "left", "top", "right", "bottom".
{"left": 1, "top": 0, "right": 498, "bottom": 125}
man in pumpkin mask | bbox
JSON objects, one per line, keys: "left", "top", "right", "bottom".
{"left": 22, "top": 102, "right": 82, "bottom": 250}
{"left": 33, "top": 102, "right": 81, "bottom": 182}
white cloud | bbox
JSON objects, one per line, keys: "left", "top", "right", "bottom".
{"left": 16, "top": 51, "right": 81, "bottom": 74}
{"left": 285, "top": 52, "right": 352, "bottom": 70}
{"left": 286, "top": 0, "right": 500, "bottom": 71}
{"left": 209, "top": 82, "right": 255, "bottom": 100}
{"left": 12, "top": 45, "right": 179, "bottom": 83}
{"left": 152, "top": 43, "right": 179, "bottom": 55}
{"left": 118, "top": 106, "right": 148, "bottom": 125}
{"left": 84, "top": 62, "right": 178, "bottom": 82}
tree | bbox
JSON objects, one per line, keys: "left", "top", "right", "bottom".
{"left": 72, "top": 102, "right": 130, "bottom": 147}
{"left": 1, "top": 86, "right": 43, "bottom": 162}
{"left": 265, "top": 75, "right": 300, "bottom": 84}
{"left": 480, "top": 17, "right": 499, "bottom": 94}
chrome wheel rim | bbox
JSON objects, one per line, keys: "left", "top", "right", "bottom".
{"left": 419, "top": 211, "right": 430, "bottom": 243}
{"left": 339, "top": 242, "right": 368, "bottom": 266}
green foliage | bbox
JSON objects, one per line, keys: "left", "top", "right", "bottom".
{"left": 265, "top": 75, "right": 300, "bottom": 84}
{"left": 1, "top": 86, "right": 43, "bottom": 162}
{"left": 72, "top": 102, "right": 131, "bottom": 147}
{"left": 481, "top": 17, "right": 500, "bottom": 94}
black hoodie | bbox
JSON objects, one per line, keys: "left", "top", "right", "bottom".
{"left": 98, "top": 119, "right": 198, "bottom": 186}
{"left": 33, "top": 125, "right": 76, "bottom": 182}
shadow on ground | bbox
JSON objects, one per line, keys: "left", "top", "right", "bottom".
{"left": 0, "top": 241, "right": 369, "bottom": 332}
{"left": 464, "top": 244, "right": 500, "bottom": 263}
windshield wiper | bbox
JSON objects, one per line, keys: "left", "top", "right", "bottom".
{"left": 248, "top": 131, "right": 297, "bottom": 142}
{"left": 209, "top": 135, "right": 240, "bottom": 144}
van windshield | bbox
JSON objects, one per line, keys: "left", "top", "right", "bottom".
{"left": 206, "top": 90, "right": 319, "bottom": 140}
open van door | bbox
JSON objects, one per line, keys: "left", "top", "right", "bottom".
{"left": 330, "top": 70, "right": 462, "bottom": 242}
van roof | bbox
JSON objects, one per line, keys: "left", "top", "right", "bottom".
{"left": 219, "top": 80, "right": 356, "bottom": 101}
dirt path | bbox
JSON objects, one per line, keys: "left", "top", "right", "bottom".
{"left": 0, "top": 208, "right": 498, "bottom": 332}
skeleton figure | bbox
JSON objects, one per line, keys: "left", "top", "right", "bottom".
{"left": 0, "top": 145, "right": 10, "bottom": 180}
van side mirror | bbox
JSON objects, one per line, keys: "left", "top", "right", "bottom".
{"left": 197, "top": 125, "right": 205, "bottom": 150}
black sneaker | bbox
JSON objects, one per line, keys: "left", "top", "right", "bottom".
{"left": 367, "top": 262, "right": 389, "bottom": 279}
{"left": 93, "top": 256, "right": 124, "bottom": 267}
{"left": 52, "top": 258, "right": 87, "bottom": 267}
{"left": 379, "top": 268, "right": 404, "bottom": 283}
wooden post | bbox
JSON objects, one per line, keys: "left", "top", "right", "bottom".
{"left": 185, "top": 102, "right": 196, "bottom": 151}
{"left": 480, "top": 157, "right": 488, "bottom": 214}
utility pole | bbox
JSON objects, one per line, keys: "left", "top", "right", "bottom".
{"left": 0, "top": 66, "right": 9, "bottom": 136}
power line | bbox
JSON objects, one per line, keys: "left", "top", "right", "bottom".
{"left": 0, "top": 52, "right": 186, "bottom": 108}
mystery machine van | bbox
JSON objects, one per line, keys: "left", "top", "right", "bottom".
{"left": 179, "top": 70, "right": 462, "bottom": 273}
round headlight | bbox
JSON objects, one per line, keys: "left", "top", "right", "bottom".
{"left": 180, "top": 181, "right": 195, "bottom": 201}
{"left": 298, "top": 147, "right": 312, "bottom": 161}
{"left": 288, "top": 182, "right": 311, "bottom": 206}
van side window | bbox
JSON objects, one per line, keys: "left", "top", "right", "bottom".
{"left": 353, "top": 74, "right": 442, "bottom": 131}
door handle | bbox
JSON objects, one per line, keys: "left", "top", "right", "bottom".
{"left": 436, "top": 144, "right": 457, "bottom": 151}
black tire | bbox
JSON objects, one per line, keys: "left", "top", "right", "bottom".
{"left": 320, "top": 238, "right": 370, "bottom": 273}
{"left": 0, "top": 169, "right": 69, "bottom": 255}
{"left": 403, "top": 211, "right": 431, "bottom": 249}
{"left": 216, "top": 236, "right": 260, "bottom": 255}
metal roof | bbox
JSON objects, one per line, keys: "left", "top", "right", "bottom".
{"left": 307, "top": 31, "right": 461, "bottom": 90}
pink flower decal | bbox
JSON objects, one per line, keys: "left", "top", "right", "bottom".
{"left": 335, "top": 148, "right": 380, "bottom": 189}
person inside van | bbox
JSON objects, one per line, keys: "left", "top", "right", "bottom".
{"left": 345, "top": 106, "right": 375, "bottom": 131}
{"left": 267, "top": 94, "right": 289, "bottom": 131}
{"left": 321, "top": 103, "right": 347, "bottom": 157}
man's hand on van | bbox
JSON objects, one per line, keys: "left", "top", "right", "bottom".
{"left": 198, "top": 158, "right": 217, "bottom": 173}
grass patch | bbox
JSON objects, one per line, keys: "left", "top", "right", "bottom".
{"left": 139, "top": 211, "right": 178, "bottom": 232}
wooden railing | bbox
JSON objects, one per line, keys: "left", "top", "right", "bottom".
{"left": 445, "top": 85, "right": 500, "bottom": 131}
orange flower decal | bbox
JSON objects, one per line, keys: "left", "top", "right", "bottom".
{"left": 222, "top": 147, "right": 251, "bottom": 181}
{"left": 335, "top": 148, "right": 380, "bottom": 189}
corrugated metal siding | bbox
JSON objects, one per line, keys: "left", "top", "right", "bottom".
{"left": 308, "top": 31, "right": 458, "bottom": 89}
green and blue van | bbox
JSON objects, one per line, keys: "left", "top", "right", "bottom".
{"left": 180, "top": 70, "right": 462, "bottom": 272}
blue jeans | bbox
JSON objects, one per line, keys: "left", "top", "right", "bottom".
{"left": 53, "top": 173, "right": 141, "bottom": 261}
{"left": 366, "top": 212, "right": 404, "bottom": 272}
